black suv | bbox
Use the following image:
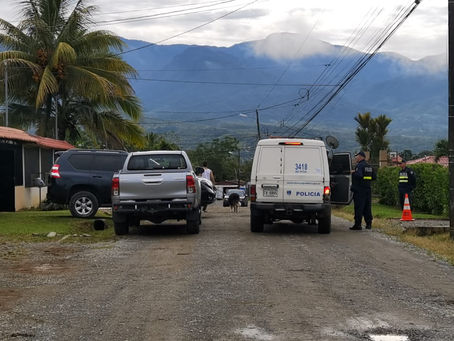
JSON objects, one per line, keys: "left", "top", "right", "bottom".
{"left": 47, "top": 149, "right": 128, "bottom": 218}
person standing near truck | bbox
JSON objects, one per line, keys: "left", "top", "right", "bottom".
{"left": 398, "top": 159, "right": 416, "bottom": 210}
{"left": 350, "top": 151, "right": 375, "bottom": 230}
{"left": 202, "top": 161, "right": 215, "bottom": 183}
{"left": 201, "top": 161, "right": 215, "bottom": 212}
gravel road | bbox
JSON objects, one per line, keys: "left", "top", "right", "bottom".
{"left": 1, "top": 202, "right": 453, "bottom": 341}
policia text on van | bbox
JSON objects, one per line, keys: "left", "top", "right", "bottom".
{"left": 249, "top": 138, "right": 352, "bottom": 234}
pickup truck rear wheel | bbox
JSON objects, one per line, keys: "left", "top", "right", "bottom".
{"left": 186, "top": 219, "right": 200, "bottom": 234}
{"left": 69, "top": 191, "right": 99, "bottom": 218}
{"left": 114, "top": 221, "right": 129, "bottom": 235}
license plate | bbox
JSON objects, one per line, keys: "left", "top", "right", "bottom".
{"left": 263, "top": 187, "right": 278, "bottom": 197}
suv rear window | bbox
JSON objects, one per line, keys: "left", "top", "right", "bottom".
{"left": 69, "top": 154, "right": 126, "bottom": 171}
{"left": 92, "top": 155, "right": 126, "bottom": 171}
{"left": 128, "top": 154, "right": 187, "bottom": 170}
{"left": 68, "top": 154, "right": 93, "bottom": 170}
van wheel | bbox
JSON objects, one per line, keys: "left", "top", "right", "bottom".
{"left": 114, "top": 222, "right": 129, "bottom": 235}
{"left": 251, "top": 214, "right": 264, "bottom": 232}
{"left": 317, "top": 208, "right": 331, "bottom": 234}
{"left": 69, "top": 191, "right": 99, "bottom": 218}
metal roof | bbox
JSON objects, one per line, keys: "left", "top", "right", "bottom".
{"left": 0, "top": 126, "right": 74, "bottom": 150}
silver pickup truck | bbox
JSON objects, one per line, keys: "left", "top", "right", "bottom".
{"left": 111, "top": 151, "right": 202, "bottom": 235}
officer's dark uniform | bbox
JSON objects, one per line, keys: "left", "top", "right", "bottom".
{"left": 398, "top": 163, "right": 416, "bottom": 210}
{"left": 351, "top": 158, "right": 374, "bottom": 229}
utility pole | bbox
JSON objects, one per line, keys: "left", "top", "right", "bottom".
{"left": 3, "top": 60, "right": 8, "bottom": 127}
{"left": 449, "top": 0, "right": 454, "bottom": 239}
{"left": 54, "top": 96, "right": 58, "bottom": 139}
{"left": 255, "top": 109, "right": 261, "bottom": 140}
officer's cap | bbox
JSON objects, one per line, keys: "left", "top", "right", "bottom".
{"left": 355, "top": 151, "right": 366, "bottom": 158}
{"left": 399, "top": 159, "right": 407, "bottom": 164}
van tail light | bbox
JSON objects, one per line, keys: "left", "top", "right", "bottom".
{"left": 186, "top": 175, "right": 196, "bottom": 194}
{"left": 323, "top": 186, "right": 331, "bottom": 201}
{"left": 112, "top": 175, "right": 120, "bottom": 196}
{"left": 250, "top": 185, "right": 257, "bottom": 202}
{"left": 51, "top": 164, "right": 61, "bottom": 178}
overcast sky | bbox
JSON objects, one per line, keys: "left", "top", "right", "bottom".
{"left": 0, "top": 0, "right": 447, "bottom": 60}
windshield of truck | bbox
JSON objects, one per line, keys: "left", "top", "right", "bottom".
{"left": 127, "top": 154, "right": 187, "bottom": 170}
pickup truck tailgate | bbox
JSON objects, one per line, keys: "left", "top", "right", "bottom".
{"left": 119, "top": 171, "right": 188, "bottom": 200}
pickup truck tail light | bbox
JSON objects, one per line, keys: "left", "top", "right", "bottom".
{"left": 250, "top": 185, "right": 256, "bottom": 202}
{"left": 50, "top": 164, "right": 61, "bottom": 178}
{"left": 323, "top": 186, "right": 330, "bottom": 201}
{"left": 112, "top": 175, "right": 120, "bottom": 196}
{"left": 186, "top": 175, "right": 196, "bottom": 193}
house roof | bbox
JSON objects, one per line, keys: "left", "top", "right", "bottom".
{"left": 33, "top": 135, "right": 74, "bottom": 150}
{"left": 0, "top": 126, "right": 37, "bottom": 143}
{"left": 0, "top": 126, "right": 74, "bottom": 150}
{"left": 406, "top": 155, "right": 448, "bottom": 167}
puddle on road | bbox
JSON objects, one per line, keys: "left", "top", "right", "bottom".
{"left": 235, "top": 325, "right": 274, "bottom": 340}
{"left": 369, "top": 335, "right": 409, "bottom": 341}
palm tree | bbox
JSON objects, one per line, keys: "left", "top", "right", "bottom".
{"left": 369, "top": 114, "right": 391, "bottom": 161}
{"left": 0, "top": 0, "right": 144, "bottom": 148}
{"left": 354, "top": 112, "right": 372, "bottom": 151}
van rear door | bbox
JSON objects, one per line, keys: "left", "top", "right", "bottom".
{"left": 282, "top": 145, "right": 325, "bottom": 203}
{"left": 329, "top": 152, "right": 352, "bottom": 204}
{"left": 255, "top": 146, "right": 284, "bottom": 202}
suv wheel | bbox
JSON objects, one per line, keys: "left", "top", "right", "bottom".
{"left": 69, "top": 191, "right": 99, "bottom": 218}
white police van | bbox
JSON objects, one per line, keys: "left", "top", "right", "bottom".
{"left": 249, "top": 138, "right": 352, "bottom": 234}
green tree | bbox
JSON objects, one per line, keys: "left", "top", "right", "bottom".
{"left": 0, "top": 0, "right": 144, "bottom": 148}
{"left": 400, "top": 149, "right": 413, "bottom": 161}
{"left": 187, "top": 136, "right": 240, "bottom": 182}
{"left": 434, "top": 139, "right": 448, "bottom": 161}
{"left": 354, "top": 112, "right": 391, "bottom": 163}
{"left": 142, "top": 132, "right": 180, "bottom": 151}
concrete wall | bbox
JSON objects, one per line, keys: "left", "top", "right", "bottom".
{"left": 15, "top": 186, "right": 48, "bottom": 211}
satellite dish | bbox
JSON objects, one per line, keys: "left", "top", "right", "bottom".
{"left": 326, "top": 135, "right": 339, "bottom": 150}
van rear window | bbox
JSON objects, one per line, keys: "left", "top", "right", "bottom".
{"left": 128, "top": 154, "right": 187, "bottom": 170}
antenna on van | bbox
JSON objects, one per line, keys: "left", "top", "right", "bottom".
{"left": 325, "top": 136, "right": 339, "bottom": 150}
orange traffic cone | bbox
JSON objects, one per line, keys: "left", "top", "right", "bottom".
{"left": 400, "top": 193, "right": 414, "bottom": 221}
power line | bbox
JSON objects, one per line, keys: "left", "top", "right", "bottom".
{"left": 117, "top": 0, "right": 260, "bottom": 56}
{"left": 101, "top": 0, "right": 232, "bottom": 15}
{"left": 290, "top": 0, "right": 422, "bottom": 136}
{"left": 97, "top": 0, "right": 237, "bottom": 25}
{"left": 129, "top": 77, "right": 338, "bottom": 87}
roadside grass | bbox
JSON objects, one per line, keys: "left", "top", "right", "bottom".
{"left": 333, "top": 202, "right": 454, "bottom": 265}
{"left": 0, "top": 209, "right": 115, "bottom": 243}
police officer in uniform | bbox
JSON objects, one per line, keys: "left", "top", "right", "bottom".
{"left": 350, "top": 151, "right": 375, "bottom": 230}
{"left": 398, "top": 159, "right": 416, "bottom": 210}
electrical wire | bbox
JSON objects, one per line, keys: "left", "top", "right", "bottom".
{"left": 129, "top": 77, "right": 338, "bottom": 87}
{"left": 289, "top": 0, "right": 422, "bottom": 136}
{"left": 97, "top": 0, "right": 237, "bottom": 25}
{"left": 117, "top": 0, "right": 260, "bottom": 56}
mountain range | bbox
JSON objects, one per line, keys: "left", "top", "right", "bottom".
{"left": 121, "top": 33, "right": 447, "bottom": 153}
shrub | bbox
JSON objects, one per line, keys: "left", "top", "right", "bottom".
{"left": 375, "top": 164, "right": 448, "bottom": 215}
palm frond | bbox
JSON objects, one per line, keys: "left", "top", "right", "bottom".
{"left": 51, "top": 41, "right": 76, "bottom": 67}
{"left": 36, "top": 66, "right": 58, "bottom": 107}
